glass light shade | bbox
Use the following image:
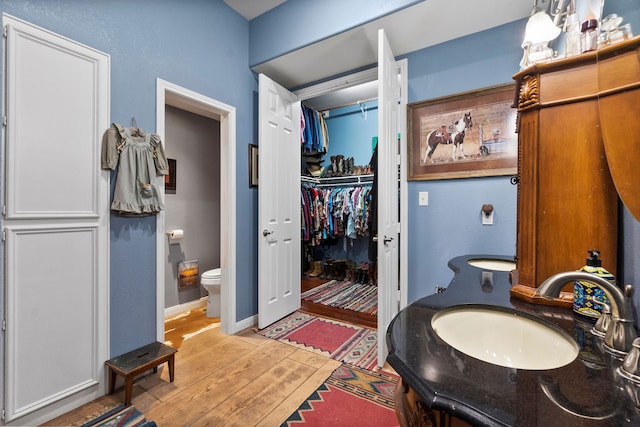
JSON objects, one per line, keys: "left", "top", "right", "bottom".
{"left": 523, "top": 11, "right": 562, "bottom": 46}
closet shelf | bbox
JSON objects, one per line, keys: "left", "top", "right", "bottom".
{"left": 301, "top": 174, "right": 374, "bottom": 187}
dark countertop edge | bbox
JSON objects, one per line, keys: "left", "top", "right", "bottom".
{"left": 386, "top": 351, "right": 508, "bottom": 427}
{"left": 386, "top": 254, "right": 519, "bottom": 426}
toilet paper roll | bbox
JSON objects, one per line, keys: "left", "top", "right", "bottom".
{"left": 168, "top": 229, "right": 184, "bottom": 242}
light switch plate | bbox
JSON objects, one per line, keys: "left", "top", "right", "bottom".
{"left": 419, "top": 191, "right": 428, "bottom": 206}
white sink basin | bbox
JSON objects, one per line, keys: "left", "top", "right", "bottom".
{"left": 431, "top": 305, "right": 578, "bottom": 370}
{"left": 467, "top": 259, "right": 516, "bottom": 271}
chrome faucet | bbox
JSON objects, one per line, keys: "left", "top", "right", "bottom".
{"left": 538, "top": 271, "right": 636, "bottom": 354}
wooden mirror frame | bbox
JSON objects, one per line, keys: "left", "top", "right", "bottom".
{"left": 597, "top": 37, "right": 640, "bottom": 223}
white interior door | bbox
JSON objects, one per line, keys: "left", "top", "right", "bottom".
{"left": 2, "top": 14, "right": 109, "bottom": 424}
{"left": 257, "top": 74, "right": 301, "bottom": 329}
{"left": 377, "top": 29, "right": 401, "bottom": 367}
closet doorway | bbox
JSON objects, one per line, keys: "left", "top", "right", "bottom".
{"left": 299, "top": 103, "right": 379, "bottom": 331}
{"left": 258, "top": 29, "right": 408, "bottom": 368}
{"left": 155, "top": 79, "right": 238, "bottom": 337}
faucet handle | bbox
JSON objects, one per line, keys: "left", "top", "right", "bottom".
{"left": 605, "top": 318, "right": 637, "bottom": 355}
{"left": 592, "top": 297, "right": 611, "bottom": 338}
{"left": 621, "top": 338, "right": 640, "bottom": 382}
{"left": 625, "top": 284, "right": 635, "bottom": 299}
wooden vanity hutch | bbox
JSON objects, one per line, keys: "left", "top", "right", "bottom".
{"left": 510, "top": 36, "right": 640, "bottom": 303}
{"left": 394, "top": 36, "right": 640, "bottom": 427}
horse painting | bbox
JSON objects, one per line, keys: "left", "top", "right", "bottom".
{"left": 423, "top": 112, "right": 473, "bottom": 163}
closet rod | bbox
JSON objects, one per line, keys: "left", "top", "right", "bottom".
{"left": 302, "top": 174, "right": 374, "bottom": 187}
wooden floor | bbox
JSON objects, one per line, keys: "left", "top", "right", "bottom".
{"left": 42, "top": 279, "right": 378, "bottom": 426}
{"left": 42, "top": 308, "right": 342, "bottom": 426}
{"left": 301, "top": 277, "right": 377, "bottom": 329}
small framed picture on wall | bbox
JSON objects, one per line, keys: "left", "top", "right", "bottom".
{"left": 165, "top": 158, "right": 177, "bottom": 193}
{"left": 249, "top": 144, "right": 258, "bottom": 187}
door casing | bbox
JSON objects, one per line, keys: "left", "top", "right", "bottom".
{"left": 155, "top": 79, "right": 238, "bottom": 335}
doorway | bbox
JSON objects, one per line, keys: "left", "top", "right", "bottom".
{"left": 155, "top": 79, "right": 237, "bottom": 336}
{"left": 299, "top": 101, "right": 379, "bottom": 330}
{"left": 294, "top": 60, "right": 408, "bottom": 319}
{"left": 258, "top": 35, "right": 408, "bottom": 367}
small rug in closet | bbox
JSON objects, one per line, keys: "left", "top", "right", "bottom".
{"left": 78, "top": 404, "right": 156, "bottom": 427}
{"left": 301, "top": 280, "right": 378, "bottom": 315}
{"left": 257, "top": 311, "right": 378, "bottom": 370}
{"left": 281, "top": 363, "right": 399, "bottom": 426}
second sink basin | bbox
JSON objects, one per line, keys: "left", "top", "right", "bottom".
{"left": 467, "top": 258, "right": 516, "bottom": 271}
{"left": 431, "top": 305, "right": 578, "bottom": 370}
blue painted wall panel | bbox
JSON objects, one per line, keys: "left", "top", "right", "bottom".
{"left": 249, "top": 0, "right": 423, "bottom": 66}
{"left": 325, "top": 103, "right": 379, "bottom": 166}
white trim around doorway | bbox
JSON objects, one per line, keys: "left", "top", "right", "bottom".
{"left": 155, "top": 79, "right": 238, "bottom": 336}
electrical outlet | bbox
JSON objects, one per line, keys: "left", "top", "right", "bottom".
{"left": 482, "top": 211, "right": 494, "bottom": 225}
{"left": 419, "top": 191, "right": 428, "bottom": 206}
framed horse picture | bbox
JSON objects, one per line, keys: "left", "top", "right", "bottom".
{"left": 408, "top": 83, "right": 517, "bottom": 180}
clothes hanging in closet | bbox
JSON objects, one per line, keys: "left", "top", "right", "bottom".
{"left": 301, "top": 183, "right": 372, "bottom": 247}
{"left": 101, "top": 123, "right": 168, "bottom": 216}
{"left": 367, "top": 146, "right": 378, "bottom": 261}
{"left": 301, "top": 104, "right": 329, "bottom": 154}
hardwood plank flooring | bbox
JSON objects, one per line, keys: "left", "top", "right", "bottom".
{"left": 42, "top": 278, "right": 379, "bottom": 426}
{"left": 300, "top": 277, "right": 377, "bottom": 329}
{"left": 41, "top": 308, "right": 341, "bottom": 426}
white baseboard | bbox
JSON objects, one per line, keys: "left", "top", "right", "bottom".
{"left": 164, "top": 297, "right": 207, "bottom": 319}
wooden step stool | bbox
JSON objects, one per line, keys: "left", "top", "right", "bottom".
{"left": 105, "top": 341, "right": 177, "bottom": 405}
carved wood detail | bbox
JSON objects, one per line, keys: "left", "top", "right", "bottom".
{"left": 518, "top": 74, "right": 539, "bottom": 109}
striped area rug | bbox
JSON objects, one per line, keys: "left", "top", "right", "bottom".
{"left": 301, "top": 280, "right": 377, "bottom": 315}
{"left": 257, "top": 311, "right": 378, "bottom": 370}
{"left": 78, "top": 404, "right": 156, "bottom": 427}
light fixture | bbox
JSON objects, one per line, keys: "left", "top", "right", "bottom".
{"left": 520, "top": 5, "right": 562, "bottom": 69}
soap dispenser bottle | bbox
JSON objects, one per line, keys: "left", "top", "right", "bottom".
{"left": 573, "top": 250, "right": 616, "bottom": 320}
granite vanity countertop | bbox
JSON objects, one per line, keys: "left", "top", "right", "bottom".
{"left": 386, "top": 254, "right": 640, "bottom": 426}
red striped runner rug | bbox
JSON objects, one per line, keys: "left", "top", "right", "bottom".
{"left": 301, "top": 280, "right": 377, "bottom": 315}
{"left": 257, "top": 311, "right": 378, "bottom": 371}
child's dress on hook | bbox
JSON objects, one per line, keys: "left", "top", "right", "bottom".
{"left": 101, "top": 123, "right": 168, "bottom": 216}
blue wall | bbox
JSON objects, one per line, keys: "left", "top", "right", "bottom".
{"left": 326, "top": 103, "right": 379, "bottom": 166}
{"left": 401, "top": 21, "right": 523, "bottom": 301}
{"left": 0, "top": 0, "right": 257, "bottom": 357}
{"left": 249, "top": 0, "right": 422, "bottom": 66}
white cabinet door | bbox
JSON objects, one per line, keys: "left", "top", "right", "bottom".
{"left": 3, "top": 14, "right": 109, "bottom": 424}
{"left": 377, "top": 29, "right": 402, "bottom": 367}
{"left": 257, "top": 74, "right": 301, "bottom": 329}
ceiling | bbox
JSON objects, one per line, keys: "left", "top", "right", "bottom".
{"left": 223, "top": 0, "right": 287, "bottom": 21}
{"left": 225, "top": 0, "right": 533, "bottom": 110}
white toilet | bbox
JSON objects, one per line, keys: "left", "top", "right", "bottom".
{"left": 201, "top": 268, "right": 221, "bottom": 318}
